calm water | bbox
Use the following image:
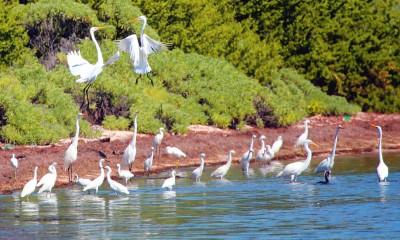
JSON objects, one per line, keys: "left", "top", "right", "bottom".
{"left": 1, "top": 152, "right": 399, "bottom": 239}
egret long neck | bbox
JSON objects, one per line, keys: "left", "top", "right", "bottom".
{"left": 140, "top": 19, "right": 147, "bottom": 46}
{"left": 130, "top": 114, "right": 138, "bottom": 147}
{"left": 34, "top": 168, "right": 38, "bottom": 181}
{"left": 249, "top": 137, "right": 255, "bottom": 151}
{"left": 378, "top": 130, "right": 384, "bottom": 164}
{"left": 330, "top": 127, "right": 341, "bottom": 159}
{"left": 302, "top": 144, "right": 313, "bottom": 170}
{"left": 227, "top": 152, "right": 233, "bottom": 168}
{"left": 91, "top": 30, "right": 104, "bottom": 64}
{"left": 106, "top": 170, "right": 111, "bottom": 181}
{"left": 99, "top": 161, "right": 105, "bottom": 177}
{"left": 304, "top": 121, "right": 309, "bottom": 135}
{"left": 149, "top": 150, "right": 154, "bottom": 164}
{"left": 200, "top": 156, "right": 204, "bottom": 169}
{"left": 72, "top": 116, "right": 80, "bottom": 146}
{"left": 260, "top": 138, "right": 265, "bottom": 150}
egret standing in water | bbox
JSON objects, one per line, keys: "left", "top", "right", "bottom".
{"left": 190, "top": 153, "right": 206, "bottom": 182}
{"left": 162, "top": 170, "right": 176, "bottom": 191}
{"left": 116, "top": 15, "right": 171, "bottom": 85}
{"left": 371, "top": 124, "right": 389, "bottom": 182}
{"left": 83, "top": 159, "right": 106, "bottom": 195}
{"left": 37, "top": 162, "right": 58, "bottom": 197}
{"left": 314, "top": 125, "right": 343, "bottom": 177}
{"left": 294, "top": 120, "right": 311, "bottom": 148}
{"left": 104, "top": 166, "right": 129, "bottom": 195}
{"left": 255, "top": 135, "right": 266, "bottom": 163}
{"left": 144, "top": 147, "right": 155, "bottom": 176}
{"left": 74, "top": 174, "right": 92, "bottom": 189}
{"left": 121, "top": 111, "right": 138, "bottom": 172}
{"left": 117, "top": 163, "right": 134, "bottom": 185}
{"left": 277, "top": 140, "right": 318, "bottom": 182}
{"left": 166, "top": 146, "right": 186, "bottom": 168}
{"left": 240, "top": 135, "right": 256, "bottom": 173}
{"left": 67, "top": 26, "right": 120, "bottom": 110}
{"left": 10, "top": 153, "right": 18, "bottom": 180}
{"left": 211, "top": 150, "right": 236, "bottom": 179}
{"left": 21, "top": 166, "right": 38, "bottom": 201}
{"left": 64, "top": 113, "right": 85, "bottom": 182}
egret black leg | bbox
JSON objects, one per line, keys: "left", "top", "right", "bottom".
{"left": 135, "top": 75, "right": 142, "bottom": 84}
{"left": 147, "top": 72, "right": 154, "bottom": 86}
{"left": 80, "top": 83, "right": 91, "bottom": 110}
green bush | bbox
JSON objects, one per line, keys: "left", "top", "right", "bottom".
{"left": 102, "top": 115, "right": 130, "bottom": 130}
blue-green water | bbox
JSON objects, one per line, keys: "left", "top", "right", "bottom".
{"left": 1, "top": 152, "right": 399, "bottom": 239}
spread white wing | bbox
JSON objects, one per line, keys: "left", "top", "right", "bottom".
{"left": 116, "top": 35, "right": 140, "bottom": 67}
{"left": 142, "top": 34, "right": 171, "bottom": 55}
{"left": 67, "top": 50, "right": 95, "bottom": 82}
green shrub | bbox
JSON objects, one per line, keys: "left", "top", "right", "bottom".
{"left": 102, "top": 115, "right": 130, "bottom": 130}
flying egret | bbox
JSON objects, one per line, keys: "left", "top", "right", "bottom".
{"left": 83, "top": 159, "right": 106, "bottom": 195}
{"left": 74, "top": 174, "right": 91, "bottom": 188}
{"left": 166, "top": 146, "right": 186, "bottom": 168}
{"left": 144, "top": 147, "right": 155, "bottom": 176}
{"left": 104, "top": 166, "right": 129, "bottom": 195}
{"left": 10, "top": 153, "right": 18, "bottom": 180}
{"left": 240, "top": 135, "right": 256, "bottom": 173}
{"left": 162, "top": 170, "right": 176, "bottom": 191}
{"left": 314, "top": 125, "right": 343, "bottom": 176}
{"left": 116, "top": 15, "right": 171, "bottom": 86}
{"left": 21, "top": 166, "right": 38, "bottom": 201}
{"left": 121, "top": 111, "right": 138, "bottom": 172}
{"left": 271, "top": 136, "right": 283, "bottom": 155}
{"left": 371, "top": 124, "right": 389, "bottom": 182}
{"left": 277, "top": 140, "right": 318, "bottom": 182}
{"left": 116, "top": 163, "right": 134, "bottom": 185}
{"left": 64, "top": 112, "right": 86, "bottom": 182}
{"left": 255, "top": 135, "right": 266, "bottom": 163}
{"left": 37, "top": 162, "right": 58, "bottom": 197}
{"left": 152, "top": 127, "right": 164, "bottom": 158}
{"left": 294, "top": 120, "right": 311, "bottom": 148}
{"left": 190, "top": 153, "right": 206, "bottom": 182}
{"left": 211, "top": 150, "right": 236, "bottom": 179}
{"left": 67, "top": 26, "right": 120, "bottom": 110}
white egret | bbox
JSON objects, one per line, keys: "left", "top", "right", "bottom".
{"left": 116, "top": 163, "right": 134, "bottom": 185}
{"left": 314, "top": 125, "right": 343, "bottom": 176}
{"left": 83, "top": 159, "right": 106, "bottom": 195}
{"left": 74, "top": 174, "right": 91, "bottom": 188}
{"left": 10, "top": 153, "right": 18, "bottom": 179}
{"left": 240, "top": 135, "right": 256, "bottom": 173}
{"left": 371, "top": 124, "right": 389, "bottom": 182}
{"left": 67, "top": 26, "right": 120, "bottom": 110}
{"left": 277, "top": 140, "right": 318, "bottom": 182}
{"left": 211, "top": 150, "right": 236, "bottom": 179}
{"left": 104, "top": 166, "right": 129, "bottom": 195}
{"left": 190, "top": 153, "right": 206, "bottom": 182}
{"left": 144, "top": 147, "right": 155, "bottom": 176}
{"left": 294, "top": 120, "right": 311, "bottom": 147}
{"left": 21, "top": 166, "right": 38, "bottom": 201}
{"left": 37, "top": 162, "right": 58, "bottom": 197}
{"left": 152, "top": 127, "right": 164, "bottom": 158}
{"left": 162, "top": 170, "right": 176, "bottom": 191}
{"left": 260, "top": 145, "right": 275, "bottom": 166}
{"left": 116, "top": 15, "right": 171, "bottom": 86}
{"left": 166, "top": 146, "right": 186, "bottom": 168}
{"left": 255, "top": 135, "right": 266, "bottom": 162}
{"left": 64, "top": 112, "right": 85, "bottom": 182}
{"left": 271, "top": 136, "right": 283, "bottom": 155}
{"left": 121, "top": 111, "right": 138, "bottom": 171}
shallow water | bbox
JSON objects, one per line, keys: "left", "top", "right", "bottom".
{"left": 1, "top": 152, "right": 399, "bottom": 239}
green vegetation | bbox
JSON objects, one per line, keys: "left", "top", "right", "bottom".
{"left": 7, "top": 0, "right": 397, "bottom": 145}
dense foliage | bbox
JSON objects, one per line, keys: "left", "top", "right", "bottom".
{"left": 0, "top": 0, "right": 374, "bottom": 144}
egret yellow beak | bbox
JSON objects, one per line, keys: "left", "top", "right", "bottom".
{"left": 131, "top": 18, "right": 140, "bottom": 23}
{"left": 311, "top": 141, "right": 319, "bottom": 147}
{"left": 370, "top": 124, "right": 377, "bottom": 127}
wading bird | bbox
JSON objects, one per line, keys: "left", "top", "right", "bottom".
{"left": 21, "top": 166, "right": 38, "bottom": 201}
{"left": 371, "top": 124, "right": 389, "bottom": 182}
{"left": 64, "top": 113, "right": 85, "bottom": 182}
{"left": 190, "top": 153, "right": 206, "bottom": 182}
{"left": 316, "top": 171, "right": 331, "bottom": 184}
{"left": 255, "top": 135, "right": 266, "bottom": 163}
{"left": 10, "top": 153, "right": 18, "bottom": 180}
{"left": 117, "top": 15, "right": 171, "bottom": 86}
{"left": 211, "top": 150, "right": 236, "bottom": 179}
{"left": 144, "top": 147, "right": 155, "bottom": 176}
{"left": 240, "top": 135, "right": 256, "bottom": 173}
{"left": 271, "top": 136, "right": 283, "bottom": 155}
{"left": 277, "top": 140, "right": 318, "bottom": 182}
{"left": 104, "top": 166, "right": 129, "bottom": 195}
{"left": 314, "top": 125, "right": 343, "bottom": 177}
{"left": 294, "top": 120, "right": 311, "bottom": 148}
{"left": 37, "top": 162, "right": 58, "bottom": 197}
{"left": 83, "top": 159, "right": 106, "bottom": 195}
{"left": 117, "top": 163, "right": 134, "bottom": 185}
{"left": 67, "top": 26, "right": 120, "bottom": 110}
{"left": 166, "top": 146, "right": 186, "bottom": 168}
{"left": 152, "top": 127, "right": 164, "bottom": 158}
{"left": 162, "top": 170, "right": 176, "bottom": 191}
{"left": 121, "top": 111, "right": 138, "bottom": 172}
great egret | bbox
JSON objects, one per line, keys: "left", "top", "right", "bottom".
{"left": 10, "top": 153, "right": 18, "bottom": 179}
{"left": 116, "top": 163, "right": 134, "bottom": 185}
{"left": 121, "top": 111, "right": 138, "bottom": 171}
{"left": 117, "top": 15, "right": 171, "bottom": 86}
{"left": 371, "top": 124, "right": 389, "bottom": 182}
{"left": 166, "top": 146, "right": 186, "bottom": 168}
{"left": 240, "top": 135, "right": 256, "bottom": 173}
{"left": 314, "top": 125, "right": 343, "bottom": 176}
{"left": 74, "top": 174, "right": 92, "bottom": 188}
{"left": 152, "top": 127, "right": 164, "bottom": 158}
{"left": 271, "top": 136, "right": 283, "bottom": 155}
{"left": 277, "top": 140, "right": 318, "bottom": 182}
{"left": 21, "top": 166, "right": 38, "bottom": 201}
{"left": 144, "top": 147, "right": 155, "bottom": 176}
{"left": 104, "top": 166, "right": 129, "bottom": 195}
{"left": 294, "top": 120, "right": 311, "bottom": 148}
{"left": 162, "top": 170, "right": 176, "bottom": 191}
{"left": 255, "top": 135, "right": 266, "bottom": 162}
{"left": 260, "top": 145, "right": 275, "bottom": 166}
{"left": 64, "top": 112, "right": 85, "bottom": 182}
{"left": 83, "top": 159, "right": 106, "bottom": 195}
{"left": 37, "top": 162, "right": 58, "bottom": 197}
{"left": 190, "top": 153, "right": 206, "bottom": 181}
{"left": 211, "top": 150, "right": 236, "bottom": 179}
{"left": 67, "top": 26, "right": 120, "bottom": 110}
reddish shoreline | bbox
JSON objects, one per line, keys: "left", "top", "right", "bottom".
{"left": 1, "top": 112, "right": 400, "bottom": 195}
